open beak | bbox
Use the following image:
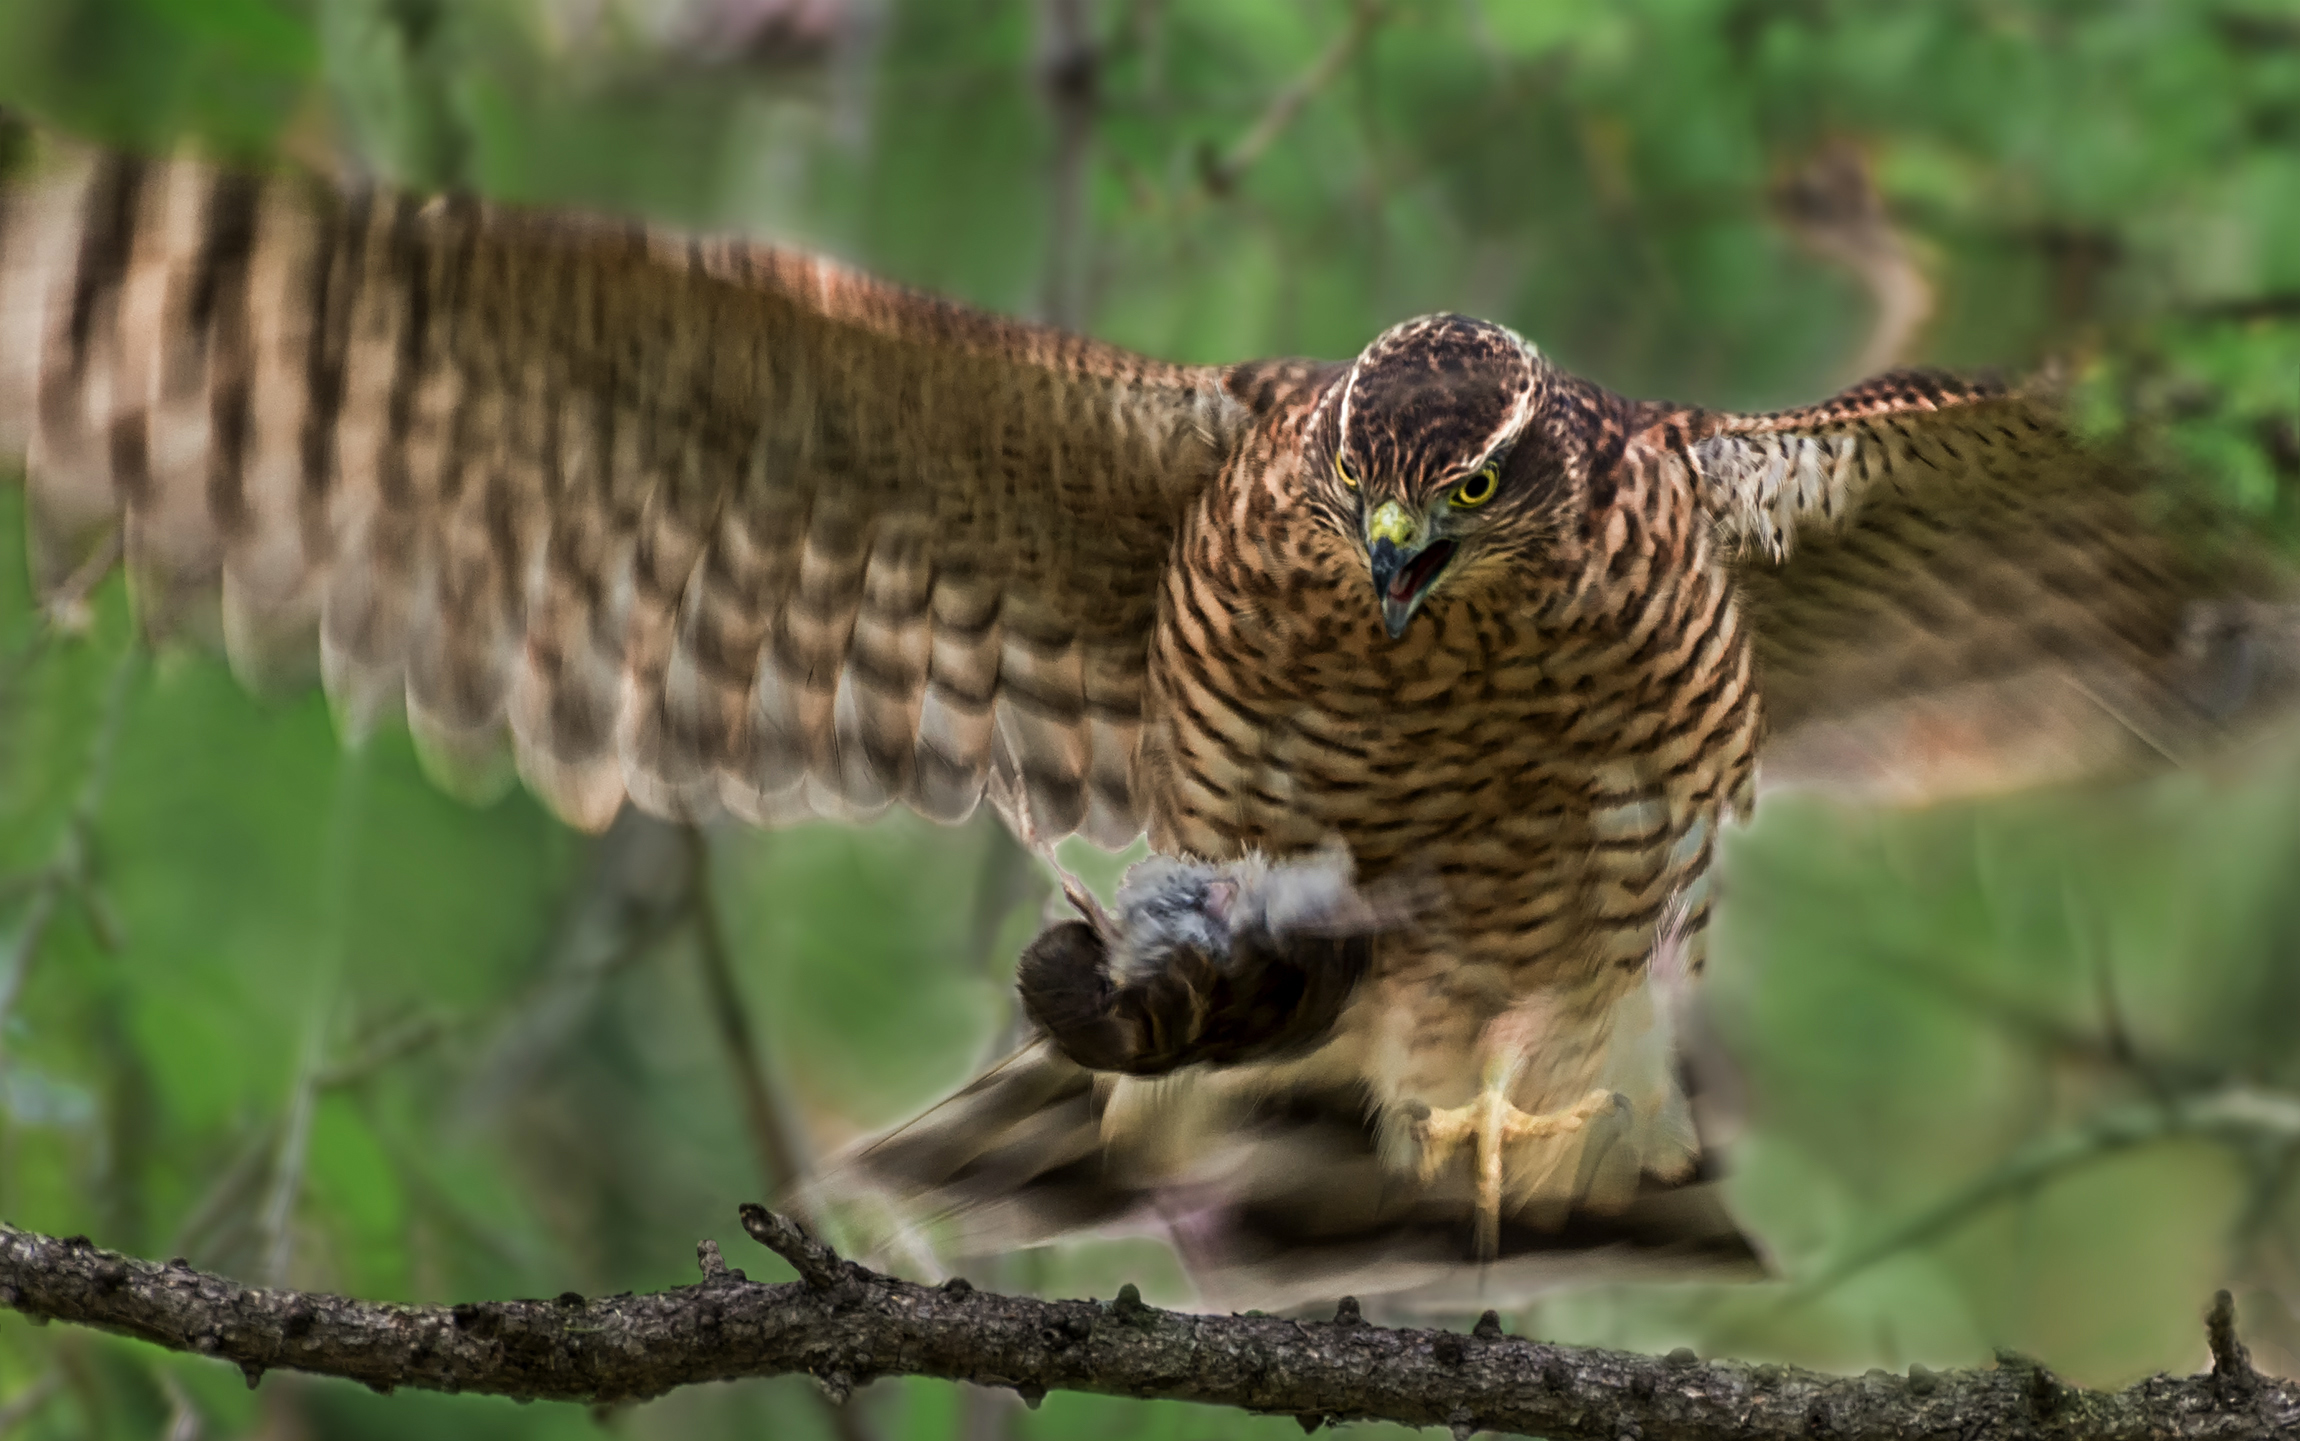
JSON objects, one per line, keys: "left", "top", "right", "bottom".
{"left": 1364, "top": 500, "right": 1456, "bottom": 639}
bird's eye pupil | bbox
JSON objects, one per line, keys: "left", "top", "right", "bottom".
{"left": 1455, "top": 464, "right": 1499, "bottom": 507}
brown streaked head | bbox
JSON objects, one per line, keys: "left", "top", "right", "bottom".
{"left": 1309, "top": 314, "right": 1553, "bottom": 638}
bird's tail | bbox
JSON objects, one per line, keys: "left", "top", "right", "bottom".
{"left": 831, "top": 1029, "right": 1763, "bottom": 1317}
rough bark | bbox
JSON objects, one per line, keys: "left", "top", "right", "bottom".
{"left": 1, "top": 1208, "right": 2293, "bottom": 1439}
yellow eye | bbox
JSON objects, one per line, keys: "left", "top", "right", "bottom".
{"left": 1336, "top": 455, "right": 1358, "bottom": 490}
{"left": 1453, "top": 463, "right": 1500, "bottom": 508}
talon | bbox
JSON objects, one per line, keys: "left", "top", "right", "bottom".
{"left": 1411, "top": 1083, "right": 1617, "bottom": 1259}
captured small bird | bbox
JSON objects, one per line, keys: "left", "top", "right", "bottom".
{"left": 3, "top": 126, "right": 2293, "bottom": 1301}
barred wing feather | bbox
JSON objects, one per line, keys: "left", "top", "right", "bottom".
{"left": 1685, "top": 371, "right": 2297, "bottom": 800}
{"left": 0, "top": 141, "right": 1246, "bottom": 842}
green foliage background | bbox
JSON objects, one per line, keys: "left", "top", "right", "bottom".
{"left": 2, "top": 0, "right": 2299, "bottom": 1436}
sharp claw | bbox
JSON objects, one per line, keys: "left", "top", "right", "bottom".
{"left": 1060, "top": 874, "right": 1117, "bottom": 944}
{"left": 989, "top": 767, "right": 1117, "bottom": 940}
{"left": 1410, "top": 1086, "right": 1620, "bottom": 1260}
{"left": 1497, "top": 1088, "right": 1618, "bottom": 1142}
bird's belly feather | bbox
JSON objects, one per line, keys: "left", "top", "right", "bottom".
{"left": 1136, "top": 493, "right": 1754, "bottom": 1163}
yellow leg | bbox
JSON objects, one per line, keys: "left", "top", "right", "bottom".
{"left": 1412, "top": 1072, "right": 1618, "bottom": 1259}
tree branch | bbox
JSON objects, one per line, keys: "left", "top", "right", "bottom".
{"left": 1199, "top": 0, "right": 1384, "bottom": 195}
{"left": 2, "top": 1211, "right": 2292, "bottom": 1438}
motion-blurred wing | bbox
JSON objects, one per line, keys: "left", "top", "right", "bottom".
{"left": 1682, "top": 371, "right": 2296, "bottom": 801}
{"left": 846, "top": 1040, "right": 1761, "bottom": 1315}
{"left": 0, "top": 140, "right": 1249, "bottom": 841}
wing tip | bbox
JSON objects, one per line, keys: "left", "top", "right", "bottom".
{"left": 513, "top": 742, "right": 628, "bottom": 833}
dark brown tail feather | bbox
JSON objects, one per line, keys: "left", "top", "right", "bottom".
{"left": 836, "top": 1036, "right": 1764, "bottom": 1315}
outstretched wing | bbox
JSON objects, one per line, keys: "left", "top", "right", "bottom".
{"left": 1681, "top": 371, "right": 2295, "bottom": 800}
{"left": 0, "top": 140, "right": 1251, "bottom": 842}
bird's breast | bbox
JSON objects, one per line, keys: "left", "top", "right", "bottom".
{"left": 1138, "top": 479, "right": 1758, "bottom": 989}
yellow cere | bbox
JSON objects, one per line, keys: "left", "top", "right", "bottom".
{"left": 1367, "top": 499, "right": 1419, "bottom": 547}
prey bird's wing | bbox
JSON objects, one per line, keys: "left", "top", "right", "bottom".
{"left": 1678, "top": 370, "right": 2296, "bottom": 801}
{"left": 0, "top": 137, "right": 1251, "bottom": 841}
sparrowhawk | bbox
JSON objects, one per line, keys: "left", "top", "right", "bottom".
{"left": 3, "top": 136, "right": 2289, "bottom": 1296}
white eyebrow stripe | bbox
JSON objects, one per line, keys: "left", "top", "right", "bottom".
{"left": 1468, "top": 333, "right": 1544, "bottom": 472}
{"left": 1341, "top": 320, "right": 1544, "bottom": 481}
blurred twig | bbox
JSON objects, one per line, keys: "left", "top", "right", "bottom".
{"left": 253, "top": 1029, "right": 322, "bottom": 1290}
{"left": 155, "top": 1366, "right": 201, "bottom": 1441}
{"left": 1812, "top": 884, "right": 2300, "bottom": 1304}
{"left": 1801, "top": 1085, "right": 2300, "bottom": 1299}
{"left": 0, "top": 1369, "right": 61, "bottom": 1434}
{"left": 683, "top": 826, "right": 811, "bottom": 1204}
{"left": 1038, "top": 0, "right": 1099, "bottom": 330}
{"left": 4, "top": 1211, "right": 2295, "bottom": 1438}
{"left": 1866, "top": 943, "right": 2219, "bottom": 1091}
{"left": 0, "top": 644, "right": 137, "bottom": 1074}
{"left": 679, "top": 824, "right": 885, "bottom": 1441}
{"left": 312, "top": 1011, "right": 449, "bottom": 1090}
{"left": 1199, "top": 0, "right": 1386, "bottom": 195}
{"left": 253, "top": 748, "right": 368, "bottom": 1289}
{"left": 167, "top": 1125, "right": 282, "bottom": 1270}
{"left": 2188, "top": 292, "right": 2300, "bottom": 324}
{"left": 166, "top": 1013, "right": 451, "bottom": 1272}
{"left": 456, "top": 814, "right": 694, "bottom": 1124}
{"left": 370, "top": 1119, "right": 544, "bottom": 1282}
{"left": 37, "top": 527, "right": 120, "bottom": 636}
{"left": 2232, "top": 1140, "right": 2300, "bottom": 1282}
{"left": 1772, "top": 140, "right": 1933, "bottom": 382}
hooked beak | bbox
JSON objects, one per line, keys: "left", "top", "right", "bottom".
{"left": 1364, "top": 499, "right": 1457, "bottom": 640}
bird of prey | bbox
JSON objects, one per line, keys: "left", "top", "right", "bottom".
{"left": 3, "top": 133, "right": 2290, "bottom": 1296}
